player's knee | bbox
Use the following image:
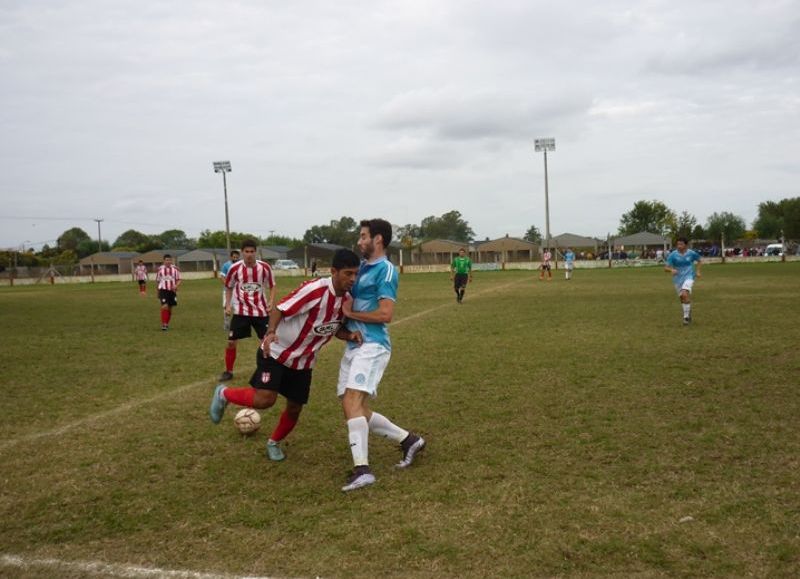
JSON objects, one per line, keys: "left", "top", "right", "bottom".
{"left": 253, "top": 390, "right": 277, "bottom": 409}
{"left": 285, "top": 402, "right": 303, "bottom": 421}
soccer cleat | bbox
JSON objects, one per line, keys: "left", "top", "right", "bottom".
{"left": 683, "top": 317, "right": 691, "bottom": 326}
{"left": 396, "top": 433, "right": 426, "bottom": 469}
{"left": 208, "top": 384, "right": 228, "bottom": 424}
{"left": 161, "top": 324, "right": 168, "bottom": 331}
{"left": 341, "top": 466, "right": 376, "bottom": 492}
{"left": 218, "top": 371, "right": 234, "bottom": 382}
{"left": 266, "top": 440, "right": 286, "bottom": 462}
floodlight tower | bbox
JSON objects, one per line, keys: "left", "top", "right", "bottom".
{"left": 534, "top": 138, "right": 555, "bottom": 253}
{"left": 213, "top": 161, "right": 233, "bottom": 252}
{"left": 93, "top": 218, "right": 104, "bottom": 253}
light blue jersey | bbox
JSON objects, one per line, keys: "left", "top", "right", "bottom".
{"left": 221, "top": 259, "right": 235, "bottom": 277}
{"left": 666, "top": 249, "right": 701, "bottom": 289}
{"left": 346, "top": 257, "right": 398, "bottom": 351}
{"left": 564, "top": 250, "right": 575, "bottom": 263}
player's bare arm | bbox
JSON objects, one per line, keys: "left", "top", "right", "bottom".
{"left": 342, "top": 297, "right": 394, "bottom": 324}
{"left": 224, "top": 287, "right": 234, "bottom": 315}
{"left": 335, "top": 327, "right": 363, "bottom": 345}
{"left": 695, "top": 261, "right": 703, "bottom": 278}
{"left": 267, "top": 285, "right": 276, "bottom": 312}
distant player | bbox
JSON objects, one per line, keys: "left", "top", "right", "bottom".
{"left": 220, "top": 249, "right": 240, "bottom": 330}
{"left": 339, "top": 218, "right": 425, "bottom": 492}
{"left": 539, "top": 248, "right": 552, "bottom": 281}
{"left": 209, "top": 249, "right": 362, "bottom": 461}
{"left": 134, "top": 259, "right": 148, "bottom": 295}
{"left": 156, "top": 254, "right": 181, "bottom": 331}
{"left": 665, "top": 237, "right": 703, "bottom": 325}
{"left": 219, "top": 240, "right": 276, "bottom": 382}
{"left": 450, "top": 248, "right": 473, "bottom": 303}
{"left": 563, "top": 247, "right": 575, "bottom": 280}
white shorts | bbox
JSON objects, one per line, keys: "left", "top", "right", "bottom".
{"left": 676, "top": 279, "right": 694, "bottom": 294}
{"left": 565, "top": 262, "right": 574, "bottom": 271}
{"left": 337, "top": 342, "right": 391, "bottom": 399}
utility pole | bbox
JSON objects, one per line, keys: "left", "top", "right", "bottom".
{"left": 94, "top": 219, "right": 104, "bottom": 253}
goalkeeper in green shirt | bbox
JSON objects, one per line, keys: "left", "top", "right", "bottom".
{"left": 450, "top": 248, "right": 473, "bottom": 304}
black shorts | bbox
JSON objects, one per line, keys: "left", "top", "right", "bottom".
{"left": 541, "top": 264, "right": 551, "bottom": 271}
{"left": 158, "top": 289, "right": 177, "bottom": 306}
{"left": 228, "top": 314, "right": 268, "bottom": 341}
{"left": 454, "top": 273, "right": 469, "bottom": 290}
{"left": 249, "top": 353, "right": 312, "bottom": 405}
{"left": 138, "top": 280, "right": 146, "bottom": 288}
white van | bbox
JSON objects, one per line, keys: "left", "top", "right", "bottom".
{"left": 765, "top": 243, "right": 784, "bottom": 257}
{"left": 273, "top": 259, "right": 300, "bottom": 270}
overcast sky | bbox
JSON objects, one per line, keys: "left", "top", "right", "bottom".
{"left": 2, "top": 0, "right": 798, "bottom": 249}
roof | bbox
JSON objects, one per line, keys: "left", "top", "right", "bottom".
{"left": 179, "top": 248, "right": 229, "bottom": 262}
{"left": 418, "top": 239, "right": 473, "bottom": 252}
{"left": 612, "top": 232, "right": 670, "bottom": 246}
{"left": 79, "top": 251, "right": 141, "bottom": 264}
{"left": 476, "top": 236, "right": 537, "bottom": 251}
{"left": 550, "top": 233, "right": 601, "bottom": 248}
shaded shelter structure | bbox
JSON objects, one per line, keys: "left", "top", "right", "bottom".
{"left": 611, "top": 232, "right": 671, "bottom": 257}
{"left": 413, "top": 239, "right": 475, "bottom": 265}
{"left": 137, "top": 249, "right": 189, "bottom": 270}
{"left": 550, "top": 233, "right": 601, "bottom": 257}
{"left": 476, "top": 236, "right": 538, "bottom": 263}
{"left": 79, "top": 251, "right": 141, "bottom": 275}
{"left": 287, "top": 243, "right": 349, "bottom": 268}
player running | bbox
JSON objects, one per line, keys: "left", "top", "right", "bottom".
{"left": 134, "top": 259, "right": 148, "bottom": 296}
{"left": 665, "top": 237, "right": 703, "bottom": 325}
{"left": 220, "top": 249, "right": 240, "bottom": 330}
{"left": 563, "top": 247, "right": 575, "bottom": 280}
{"left": 339, "top": 218, "right": 425, "bottom": 492}
{"left": 209, "top": 249, "right": 362, "bottom": 461}
{"left": 219, "top": 240, "right": 276, "bottom": 382}
{"left": 450, "top": 247, "right": 473, "bottom": 303}
{"left": 539, "top": 248, "right": 552, "bottom": 281}
{"left": 156, "top": 254, "right": 181, "bottom": 330}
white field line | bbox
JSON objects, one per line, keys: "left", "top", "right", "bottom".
{"left": 0, "top": 276, "right": 526, "bottom": 452}
{"left": 0, "top": 379, "right": 207, "bottom": 453}
{"left": 0, "top": 554, "right": 302, "bottom": 579}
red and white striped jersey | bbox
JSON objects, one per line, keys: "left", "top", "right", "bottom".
{"left": 542, "top": 251, "right": 552, "bottom": 265}
{"left": 225, "top": 260, "right": 275, "bottom": 317}
{"left": 267, "top": 277, "right": 349, "bottom": 370}
{"left": 156, "top": 264, "right": 181, "bottom": 291}
{"left": 134, "top": 264, "right": 148, "bottom": 281}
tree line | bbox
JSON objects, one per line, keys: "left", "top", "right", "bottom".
{"left": 6, "top": 197, "right": 798, "bottom": 267}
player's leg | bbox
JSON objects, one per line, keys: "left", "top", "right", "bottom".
{"left": 220, "top": 316, "right": 249, "bottom": 380}
{"left": 679, "top": 280, "right": 694, "bottom": 324}
{"left": 266, "top": 367, "right": 310, "bottom": 461}
{"left": 209, "top": 352, "right": 280, "bottom": 423}
{"left": 159, "top": 290, "right": 170, "bottom": 330}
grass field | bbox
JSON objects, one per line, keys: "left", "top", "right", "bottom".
{"left": 1, "top": 263, "right": 799, "bottom": 578}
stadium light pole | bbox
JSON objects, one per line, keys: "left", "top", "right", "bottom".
{"left": 93, "top": 218, "right": 104, "bottom": 253}
{"left": 534, "top": 138, "right": 555, "bottom": 254}
{"left": 213, "top": 161, "right": 233, "bottom": 252}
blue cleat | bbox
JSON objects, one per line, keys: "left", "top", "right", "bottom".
{"left": 266, "top": 440, "right": 286, "bottom": 461}
{"left": 209, "top": 384, "right": 227, "bottom": 424}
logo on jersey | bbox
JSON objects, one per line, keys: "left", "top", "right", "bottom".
{"left": 355, "top": 373, "right": 366, "bottom": 385}
{"left": 241, "top": 282, "right": 262, "bottom": 292}
{"left": 313, "top": 321, "right": 341, "bottom": 336}
{"left": 261, "top": 372, "right": 271, "bottom": 384}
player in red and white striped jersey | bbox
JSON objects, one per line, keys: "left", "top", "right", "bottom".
{"left": 219, "top": 240, "right": 277, "bottom": 382}
{"left": 156, "top": 255, "right": 182, "bottom": 330}
{"left": 209, "top": 249, "right": 362, "bottom": 462}
{"left": 134, "top": 260, "right": 148, "bottom": 296}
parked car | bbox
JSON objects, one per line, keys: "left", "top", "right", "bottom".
{"left": 765, "top": 243, "right": 784, "bottom": 257}
{"left": 273, "top": 259, "right": 300, "bottom": 270}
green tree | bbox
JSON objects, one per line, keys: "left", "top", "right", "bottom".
{"left": 396, "top": 224, "right": 422, "bottom": 248}
{"left": 705, "top": 212, "right": 746, "bottom": 243}
{"left": 691, "top": 224, "right": 706, "bottom": 240}
{"left": 303, "top": 216, "right": 359, "bottom": 247}
{"left": 156, "top": 229, "right": 194, "bottom": 249}
{"left": 524, "top": 225, "right": 542, "bottom": 243}
{"left": 113, "top": 229, "right": 153, "bottom": 251}
{"left": 57, "top": 227, "right": 92, "bottom": 252}
{"left": 672, "top": 211, "right": 698, "bottom": 241}
{"left": 618, "top": 200, "right": 677, "bottom": 236}
{"left": 76, "top": 239, "right": 109, "bottom": 257}
{"left": 419, "top": 210, "right": 474, "bottom": 242}
{"left": 753, "top": 197, "right": 800, "bottom": 239}
{"left": 198, "top": 230, "right": 266, "bottom": 249}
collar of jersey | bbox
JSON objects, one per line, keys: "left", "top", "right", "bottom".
{"left": 363, "top": 256, "right": 388, "bottom": 267}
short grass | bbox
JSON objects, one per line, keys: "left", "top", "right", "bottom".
{"left": 1, "top": 264, "right": 799, "bottom": 578}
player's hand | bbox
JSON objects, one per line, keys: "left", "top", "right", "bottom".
{"left": 696, "top": 272, "right": 702, "bottom": 279}
{"left": 261, "top": 332, "right": 278, "bottom": 355}
{"left": 224, "top": 304, "right": 232, "bottom": 316}
{"left": 342, "top": 300, "right": 353, "bottom": 317}
{"left": 266, "top": 302, "right": 273, "bottom": 312}
{"left": 349, "top": 331, "right": 363, "bottom": 345}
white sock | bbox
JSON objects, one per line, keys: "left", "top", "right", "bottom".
{"left": 682, "top": 303, "right": 691, "bottom": 317}
{"left": 368, "top": 412, "right": 408, "bottom": 443}
{"left": 347, "top": 417, "right": 369, "bottom": 467}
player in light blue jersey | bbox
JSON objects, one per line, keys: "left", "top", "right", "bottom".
{"left": 563, "top": 247, "right": 575, "bottom": 280}
{"left": 219, "top": 249, "right": 240, "bottom": 335}
{"left": 337, "top": 218, "right": 426, "bottom": 492}
{"left": 665, "top": 237, "right": 703, "bottom": 325}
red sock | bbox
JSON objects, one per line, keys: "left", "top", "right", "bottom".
{"left": 166, "top": 310, "right": 172, "bottom": 323}
{"left": 160, "top": 309, "right": 168, "bottom": 324}
{"left": 222, "top": 387, "right": 255, "bottom": 407}
{"left": 225, "top": 347, "right": 237, "bottom": 372}
{"left": 270, "top": 410, "right": 298, "bottom": 442}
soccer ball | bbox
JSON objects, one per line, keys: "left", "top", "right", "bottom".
{"left": 233, "top": 408, "right": 261, "bottom": 435}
